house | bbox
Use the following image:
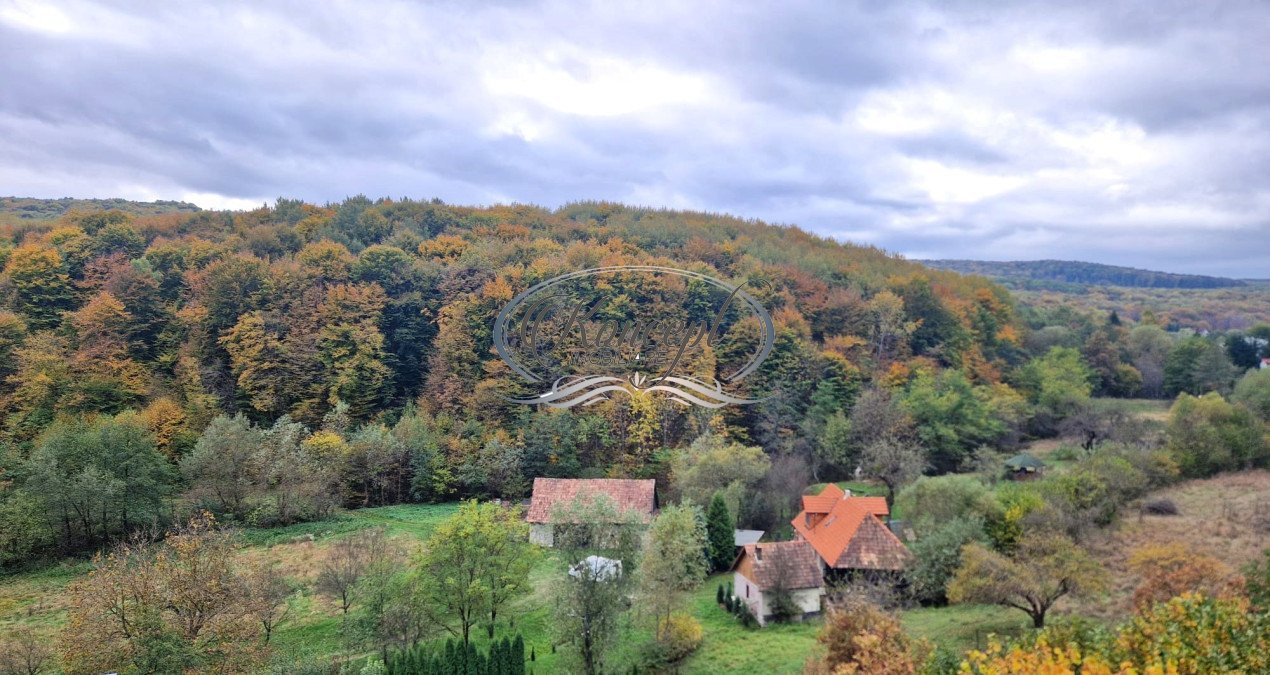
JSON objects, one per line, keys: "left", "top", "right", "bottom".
{"left": 791, "top": 484, "right": 912, "bottom": 574}
{"left": 526, "top": 478, "right": 656, "bottom": 546}
{"left": 731, "top": 540, "right": 825, "bottom": 626}
{"left": 1004, "top": 453, "right": 1045, "bottom": 480}
{"left": 1261, "top": 357, "right": 1270, "bottom": 370}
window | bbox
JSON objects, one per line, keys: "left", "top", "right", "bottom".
{"left": 746, "top": 584, "right": 750, "bottom": 598}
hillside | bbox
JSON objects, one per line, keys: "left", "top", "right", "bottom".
{"left": 0, "top": 196, "right": 201, "bottom": 220}
{"left": 921, "top": 259, "right": 1246, "bottom": 289}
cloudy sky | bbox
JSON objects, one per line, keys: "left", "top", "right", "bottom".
{"left": 2, "top": 1, "right": 1269, "bottom": 276}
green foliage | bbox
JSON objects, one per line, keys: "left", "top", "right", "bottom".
{"left": 24, "top": 413, "right": 175, "bottom": 550}
{"left": 705, "top": 493, "right": 734, "bottom": 572}
{"left": 908, "top": 516, "right": 991, "bottom": 605}
{"left": 670, "top": 432, "right": 769, "bottom": 516}
{"left": 1244, "top": 548, "right": 1270, "bottom": 613}
{"left": 638, "top": 504, "right": 709, "bottom": 636}
{"left": 895, "top": 473, "right": 997, "bottom": 536}
{"left": 414, "top": 501, "right": 537, "bottom": 645}
{"left": 1165, "top": 392, "right": 1267, "bottom": 477}
{"left": 900, "top": 369, "right": 1013, "bottom": 472}
{"left": 1016, "top": 347, "right": 1093, "bottom": 425}
{"left": 386, "top": 635, "right": 526, "bottom": 675}
{"left": 4, "top": 245, "right": 75, "bottom": 330}
{"left": 1231, "top": 367, "right": 1270, "bottom": 421}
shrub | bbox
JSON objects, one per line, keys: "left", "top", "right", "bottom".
{"left": 906, "top": 516, "right": 988, "bottom": 604}
{"left": 658, "top": 613, "right": 703, "bottom": 661}
{"left": 1142, "top": 498, "right": 1179, "bottom": 515}
{"left": 894, "top": 475, "right": 997, "bottom": 536}
{"left": 1245, "top": 549, "right": 1270, "bottom": 613}
{"left": 1165, "top": 392, "right": 1267, "bottom": 477}
{"left": 811, "top": 603, "right": 930, "bottom": 674}
{"left": 1050, "top": 445, "right": 1080, "bottom": 461}
{"left": 1128, "top": 543, "right": 1237, "bottom": 610}
{"left": 1115, "top": 593, "right": 1269, "bottom": 674}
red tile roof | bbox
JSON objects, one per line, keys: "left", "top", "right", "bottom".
{"left": 800, "top": 484, "right": 888, "bottom": 517}
{"left": 732, "top": 540, "right": 824, "bottom": 591}
{"left": 792, "top": 485, "right": 911, "bottom": 571}
{"left": 526, "top": 478, "right": 656, "bottom": 524}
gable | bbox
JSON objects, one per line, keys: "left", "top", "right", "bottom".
{"left": 834, "top": 514, "right": 913, "bottom": 570}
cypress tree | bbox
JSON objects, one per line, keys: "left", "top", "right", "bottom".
{"left": 513, "top": 635, "right": 526, "bottom": 675}
{"left": 717, "top": 583, "right": 724, "bottom": 604}
{"left": 706, "top": 492, "right": 734, "bottom": 571}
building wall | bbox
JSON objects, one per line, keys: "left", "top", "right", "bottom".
{"left": 733, "top": 572, "right": 824, "bottom": 627}
{"left": 734, "top": 571, "right": 766, "bottom": 622}
{"left": 529, "top": 523, "right": 553, "bottom": 547}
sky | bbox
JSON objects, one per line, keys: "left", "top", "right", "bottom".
{"left": 2, "top": 1, "right": 1269, "bottom": 277}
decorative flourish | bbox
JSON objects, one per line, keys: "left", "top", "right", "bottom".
{"left": 509, "top": 374, "right": 764, "bottom": 409}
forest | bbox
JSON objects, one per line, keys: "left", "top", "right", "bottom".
{"left": 0, "top": 197, "right": 1266, "bottom": 674}
{"left": 921, "top": 259, "right": 1249, "bottom": 290}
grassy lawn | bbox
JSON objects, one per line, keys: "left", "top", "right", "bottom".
{"left": 803, "top": 480, "right": 888, "bottom": 497}
{"left": 901, "top": 603, "right": 1032, "bottom": 656}
{"left": 684, "top": 574, "right": 820, "bottom": 674}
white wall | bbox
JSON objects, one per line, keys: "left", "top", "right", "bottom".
{"left": 529, "top": 523, "right": 553, "bottom": 546}
{"left": 733, "top": 572, "right": 824, "bottom": 627}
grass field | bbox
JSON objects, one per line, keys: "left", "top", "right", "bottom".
{"left": 1, "top": 499, "right": 1036, "bottom": 673}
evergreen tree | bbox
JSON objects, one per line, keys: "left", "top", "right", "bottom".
{"left": 706, "top": 492, "right": 735, "bottom": 571}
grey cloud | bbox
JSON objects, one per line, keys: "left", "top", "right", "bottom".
{"left": 1, "top": 0, "right": 1268, "bottom": 276}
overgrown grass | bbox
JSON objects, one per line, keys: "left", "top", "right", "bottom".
{"left": 239, "top": 502, "right": 462, "bottom": 547}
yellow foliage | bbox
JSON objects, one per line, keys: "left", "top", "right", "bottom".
{"left": 958, "top": 638, "right": 1159, "bottom": 675}
{"left": 303, "top": 430, "right": 347, "bottom": 459}
{"left": 658, "top": 612, "right": 703, "bottom": 661}
{"left": 419, "top": 233, "right": 468, "bottom": 259}
{"left": 141, "top": 397, "right": 188, "bottom": 458}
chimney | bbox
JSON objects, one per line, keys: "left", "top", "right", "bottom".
{"left": 843, "top": 488, "right": 852, "bottom": 498}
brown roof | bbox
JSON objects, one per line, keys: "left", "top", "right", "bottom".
{"left": 732, "top": 540, "right": 823, "bottom": 591}
{"left": 526, "top": 478, "right": 656, "bottom": 523}
{"left": 792, "top": 485, "right": 912, "bottom": 571}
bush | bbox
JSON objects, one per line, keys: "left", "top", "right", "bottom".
{"left": 894, "top": 475, "right": 997, "bottom": 536}
{"left": 907, "top": 516, "right": 989, "bottom": 604}
{"left": 658, "top": 613, "right": 703, "bottom": 661}
{"left": 1050, "top": 445, "right": 1080, "bottom": 461}
{"left": 811, "top": 603, "right": 930, "bottom": 674}
{"left": 1165, "top": 392, "right": 1267, "bottom": 477}
{"left": 1142, "top": 498, "right": 1179, "bottom": 515}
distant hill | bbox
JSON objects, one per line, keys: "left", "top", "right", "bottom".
{"left": 0, "top": 196, "right": 201, "bottom": 220}
{"left": 920, "top": 259, "right": 1247, "bottom": 290}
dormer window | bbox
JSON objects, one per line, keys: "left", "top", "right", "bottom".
{"left": 755, "top": 546, "right": 762, "bottom": 561}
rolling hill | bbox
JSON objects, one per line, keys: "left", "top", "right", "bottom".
{"left": 920, "top": 259, "right": 1247, "bottom": 290}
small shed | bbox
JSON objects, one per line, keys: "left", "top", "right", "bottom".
{"left": 1004, "top": 453, "right": 1045, "bottom": 480}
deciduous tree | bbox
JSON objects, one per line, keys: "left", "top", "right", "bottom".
{"left": 947, "top": 533, "right": 1104, "bottom": 628}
